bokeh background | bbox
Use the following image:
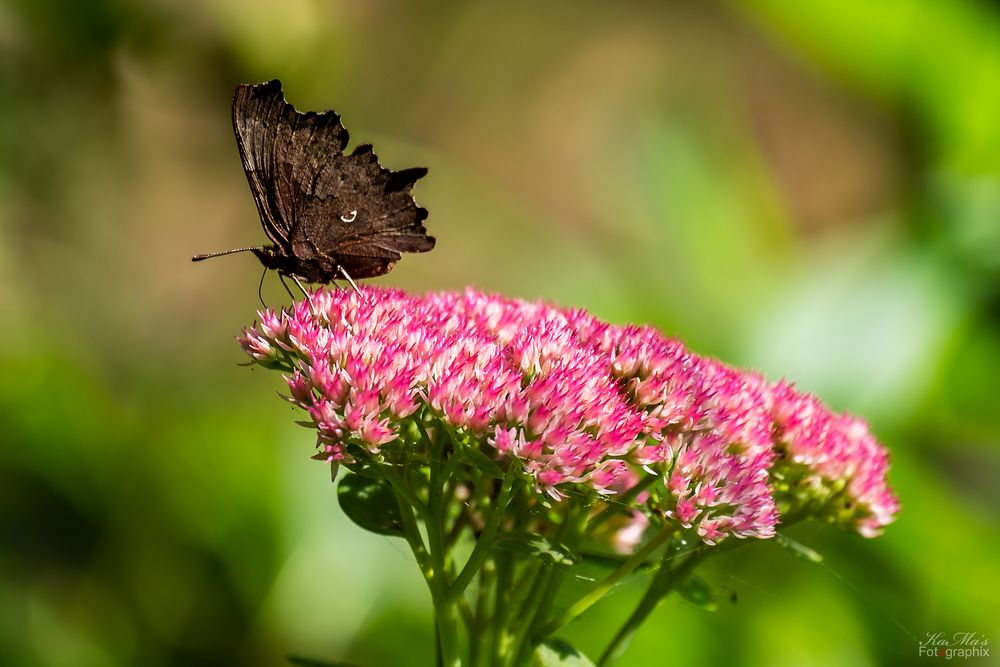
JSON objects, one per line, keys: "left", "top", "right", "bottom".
{"left": 2, "top": 1, "right": 999, "bottom": 665}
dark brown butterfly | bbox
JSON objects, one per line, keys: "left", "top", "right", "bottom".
{"left": 193, "top": 79, "right": 434, "bottom": 285}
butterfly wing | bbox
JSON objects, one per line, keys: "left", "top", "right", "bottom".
{"left": 234, "top": 80, "right": 434, "bottom": 281}
{"left": 290, "top": 143, "right": 434, "bottom": 278}
{"left": 232, "top": 80, "right": 350, "bottom": 252}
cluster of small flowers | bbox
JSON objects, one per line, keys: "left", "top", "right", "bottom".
{"left": 768, "top": 382, "right": 900, "bottom": 537}
{"left": 240, "top": 286, "right": 898, "bottom": 542}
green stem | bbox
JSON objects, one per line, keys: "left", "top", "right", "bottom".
{"left": 421, "top": 419, "right": 463, "bottom": 666}
{"left": 507, "top": 506, "right": 584, "bottom": 667}
{"left": 470, "top": 560, "right": 495, "bottom": 667}
{"left": 458, "top": 596, "right": 475, "bottom": 631}
{"left": 380, "top": 462, "right": 429, "bottom": 522}
{"left": 597, "top": 544, "right": 708, "bottom": 666}
{"left": 427, "top": 442, "right": 448, "bottom": 580}
{"left": 525, "top": 508, "right": 589, "bottom": 650}
{"left": 507, "top": 558, "right": 543, "bottom": 622}
{"left": 434, "top": 599, "right": 462, "bottom": 667}
{"left": 490, "top": 548, "right": 514, "bottom": 665}
{"left": 387, "top": 468, "right": 459, "bottom": 664}
{"left": 448, "top": 466, "right": 518, "bottom": 601}
{"left": 539, "top": 523, "right": 675, "bottom": 637}
{"left": 507, "top": 566, "right": 554, "bottom": 665}
{"left": 390, "top": 470, "right": 432, "bottom": 577}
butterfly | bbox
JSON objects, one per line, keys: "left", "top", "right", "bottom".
{"left": 193, "top": 79, "right": 435, "bottom": 288}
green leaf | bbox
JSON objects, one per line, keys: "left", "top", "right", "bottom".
{"left": 337, "top": 473, "right": 404, "bottom": 537}
{"left": 676, "top": 574, "right": 718, "bottom": 612}
{"left": 342, "top": 461, "right": 382, "bottom": 480}
{"left": 494, "top": 532, "right": 578, "bottom": 566}
{"left": 775, "top": 533, "right": 824, "bottom": 563}
{"left": 532, "top": 639, "right": 597, "bottom": 666}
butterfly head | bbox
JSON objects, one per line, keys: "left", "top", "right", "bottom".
{"left": 250, "top": 245, "right": 324, "bottom": 283}
{"left": 251, "top": 245, "right": 285, "bottom": 270}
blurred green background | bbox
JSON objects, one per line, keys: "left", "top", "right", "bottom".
{"left": 2, "top": 1, "right": 999, "bottom": 665}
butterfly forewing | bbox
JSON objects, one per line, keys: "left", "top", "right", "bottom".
{"left": 232, "top": 80, "right": 294, "bottom": 249}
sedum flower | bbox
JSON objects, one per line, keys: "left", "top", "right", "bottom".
{"left": 240, "top": 286, "right": 898, "bottom": 543}
{"left": 768, "top": 382, "right": 901, "bottom": 536}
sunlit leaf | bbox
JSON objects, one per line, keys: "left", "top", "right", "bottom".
{"left": 532, "top": 639, "right": 596, "bottom": 666}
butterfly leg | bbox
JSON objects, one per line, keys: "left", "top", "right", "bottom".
{"left": 338, "top": 266, "right": 362, "bottom": 296}
{"left": 257, "top": 266, "right": 268, "bottom": 308}
{"left": 278, "top": 273, "right": 297, "bottom": 301}
{"left": 291, "top": 275, "right": 317, "bottom": 311}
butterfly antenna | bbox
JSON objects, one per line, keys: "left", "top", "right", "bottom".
{"left": 338, "top": 267, "right": 362, "bottom": 295}
{"left": 192, "top": 247, "right": 260, "bottom": 262}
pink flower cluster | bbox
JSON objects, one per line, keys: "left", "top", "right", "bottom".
{"left": 240, "top": 286, "right": 899, "bottom": 542}
{"left": 769, "top": 383, "right": 901, "bottom": 537}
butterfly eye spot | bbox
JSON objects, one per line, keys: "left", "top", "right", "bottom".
{"left": 341, "top": 210, "right": 358, "bottom": 223}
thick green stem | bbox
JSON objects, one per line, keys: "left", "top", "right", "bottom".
{"left": 507, "top": 558, "right": 543, "bottom": 623}
{"left": 434, "top": 600, "right": 462, "bottom": 667}
{"left": 427, "top": 441, "right": 449, "bottom": 580}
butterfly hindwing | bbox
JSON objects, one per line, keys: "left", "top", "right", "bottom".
{"left": 288, "top": 143, "right": 434, "bottom": 272}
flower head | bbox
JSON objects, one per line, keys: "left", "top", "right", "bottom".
{"left": 769, "top": 382, "right": 901, "bottom": 536}
{"left": 241, "top": 286, "right": 898, "bottom": 542}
